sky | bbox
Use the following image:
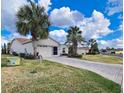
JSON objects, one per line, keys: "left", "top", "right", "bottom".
{"left": 1, "top": 0, "right": 123, "bottom": 49}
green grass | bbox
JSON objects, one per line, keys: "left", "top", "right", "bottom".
{"left": 2, "top": 54, "right": 121, "bottom": 93}
{"left": 81, "top": 54, "right": 122, "bottom": 64}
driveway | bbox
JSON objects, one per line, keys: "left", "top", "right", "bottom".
{"left": 44, "top": 56, "right": 123, "bottom": 85}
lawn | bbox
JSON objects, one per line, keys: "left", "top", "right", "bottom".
{"left": 81, "top": 54, "right": 122, "bottom": 64}
{"left": 1, "top": 55, "right": 121, "bottom": 93}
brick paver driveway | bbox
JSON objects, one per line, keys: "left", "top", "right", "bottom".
{"left": 44, "top": 56, "right": 123, "bottom": 85}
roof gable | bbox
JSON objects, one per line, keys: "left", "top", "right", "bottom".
{"left": 16, "top": 38, "right": 31, "bottom": 43}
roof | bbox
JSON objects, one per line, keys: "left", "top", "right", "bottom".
{"left": 23, "top": 37, "right": 60, "bottom": 45}
{"left": 16, "top": 38, "right": 31, "bottom": 43}
{"left": 48, "top": 37, "right": 60, "bottom": 45}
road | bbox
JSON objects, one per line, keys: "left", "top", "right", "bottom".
{"left": 44, "top": 56, "right": 123, "bottom": 85}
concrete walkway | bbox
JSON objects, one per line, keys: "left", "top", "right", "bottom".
{"left": 44, "top": 56, "right": 123, "bottom": 85}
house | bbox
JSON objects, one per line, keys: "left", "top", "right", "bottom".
{"left": 10, "top": 37, "right": 89, "bottom": 57}
{"left": 10, "top": 38, "right": 31, "bottom": 54}
{"left": 77, "top": 47, "right": 89, "bottom": 55}
{"left": 100, "top": 48, "right": 123, "bottom": 55}
{"left": 10, "top": 37, "right": 60, "bottom": 57}
{"left": 77, "top": 42, "right": 89, "bottom": 55}
{"left": 60, "top": 44, "right": 68, "bottom": 55}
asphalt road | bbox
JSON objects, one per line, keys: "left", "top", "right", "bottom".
{"left": 44, "top": 56, "right": 123, "bottom": 85}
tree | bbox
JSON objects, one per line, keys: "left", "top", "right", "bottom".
{"left": 88, "top": 39, "right": 99, "bottom": 54}
{"left": 67, "top": 26, "right": 84, "bottom": 56}
{"left": 6, "top": 43, "right": 11, "bottom": 54}
{"left": 3, "top": 43, "right": 7, "bottom": 54}
{"left": 16, "top": 0, "right": 50, "bottom": 57}
{"left": 1, "top": 47, "right": 4, "bottom": 54}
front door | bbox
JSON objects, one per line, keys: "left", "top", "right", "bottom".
{"left": 53, "top": 47, "right": 58, "bottom": 55}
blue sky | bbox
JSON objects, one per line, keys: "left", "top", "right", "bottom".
{"left": 1, "top": 0, "right": 123, "bottom": 48}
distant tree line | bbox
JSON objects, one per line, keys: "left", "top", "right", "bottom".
{"left": 2, "top": 43, "right": 10, "bottom": 54}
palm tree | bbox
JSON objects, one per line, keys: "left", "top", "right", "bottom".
{"left": 67, "top": 26, "right": 84, "bottom": 56}
{"left": 88, "top": 39, "right": 99, "bottom": 54}
{"left": 16, "top": 0, "right": 50, "bottom": 57}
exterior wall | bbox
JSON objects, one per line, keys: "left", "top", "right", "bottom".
{"left": 10, "top": 40, "right": 25, "bottom": 54}
{"left": 37, "top": 46, "right": 52, "bottom": 57}
{"left": 24, "top": 42, "right": 34, "bottom": 54}
{"left": 10, "top": 38, "right": 60, "bottom": 57}
{"left": 77, "top": 48, "right": 89, "bottom": 55}
{"left": 60, "top": 44, "right": 68, "bottom": 54}
{"left": 34, "top": 38, "right": 60, "bottom": 57}
{"left": 35, "top": 38, "right": 59, "bottom": 46}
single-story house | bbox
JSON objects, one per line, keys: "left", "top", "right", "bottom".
{"left": 10, "top": 37, "right": 89, "bottom": 57}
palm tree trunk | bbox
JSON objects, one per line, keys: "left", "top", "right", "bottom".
{"left": 73, "top": 41, "right": 77, "bottom": 56}
{"left": 32, "top": 40, "right": 37, "bottom": 58}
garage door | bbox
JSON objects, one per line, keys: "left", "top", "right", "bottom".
{"left": 37, "top": 47, "right": 52, "bottom": 57}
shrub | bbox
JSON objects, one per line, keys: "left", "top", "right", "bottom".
{"left": 19, "top": 53, "right": 26, "bottom": 58}
{"left": 12, "top": 52, "right": 18, "bottom": 56}
{"left": 24, "top": 54, "right": 35, "bottom": 59}
{"left": 68, "top": 54, "right": 82, "bottom": 58}
{"left": 60, "top": 53, "right": 68, "bottom": 56}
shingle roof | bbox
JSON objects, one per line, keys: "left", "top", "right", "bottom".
{"left": 16, "top": 38, "right": 31, "bottom": 43}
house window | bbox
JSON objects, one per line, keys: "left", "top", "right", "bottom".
{"left": 62, "top": 48, "right": 65, "bottom": 54}
{"left": 53, "top": 47, "right": 58, "bottom": 55}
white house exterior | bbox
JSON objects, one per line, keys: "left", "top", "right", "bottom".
{"left": 77, "top": 47, "right": 89, "bottom": 55}
{"left": 10, "top": 37, "right": 89, "bottom": 57}
{"left": 33, "top": 37, "right": 60, "bottom": 57}
{"left": 60, "top": 44, "right": 68, "bottom": 55}
{"left": 10, "top": 37, "right": 61, "bottom": 57}
{"left": 10, "top": 38, "right": 31, "bottom": 54}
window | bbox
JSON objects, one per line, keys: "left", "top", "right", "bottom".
{"left": 62, "top": 48, "right": 65, "bottom": 54}
{"left": 53, "top": 47, "right": 58, "bottom": 55}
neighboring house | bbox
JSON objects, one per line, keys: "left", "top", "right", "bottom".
{"left": 100, "top": 49, "right": 115, "bottom": 54}
{"left": 100, "top": 48, "right": 123, "bottom": 55}
{"left": 77, "top": 42, "right": 89, "bottom": 55}
{"left": 10, "top": 37, "right": 89, "bottom": 57}
{"left": 77, "top": 47, "right": 89, "bottom": 55}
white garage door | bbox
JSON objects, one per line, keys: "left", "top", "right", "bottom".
{"left": 37, "top": 47, "right": 52, "bottom": 57}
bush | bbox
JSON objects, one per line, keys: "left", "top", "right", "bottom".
{"left": 12, "top": 52, "right": 18, "bottom": 56}
{"left": 24, "top": 54, "right": 35, "bottom": 59}
{"left": 19, "top": 53, "right": 26, "bottom": 58}
{"left": 68, "top": 54, "right": 82, "bottom": 58}
{"left": 60, "top": 53, "right": 68, "bottom": 56}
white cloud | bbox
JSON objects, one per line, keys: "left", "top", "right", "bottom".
{"left": 11, "top": 33, "right": 32, "bottom": 39}
{"left": 49, "top": 29, "right": 68, "bottom": 44}
{"left": 106, "top": 0, "right": 123, "bottom": 16}
{"left": 38, "top": 0, "right": 52, "bottom": 12}
{"left": 80, "top": 10, "right": 113, "bottom": 40}
{"left": 50, "top": 7, "right": 84, "bottom": 27}
{"left": 1, "top": 0, "right": 27, "bottom": 32}
{"left": 1, "top": 0, "right": 52, "bottom": 32}
{"left": 1, "top": 37, "right": 10, "bottom": 46}
{"left": 98, "top": 37, "right": 123, "bottom": 49}
{"left": 1, "top": 32, "right": 32, "bottom": 46}
{"left": 118, "top": 23, "right": 123, "bottom": 31}
{"left": 50, "top": 9, "right": 112, "bottom": 40}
